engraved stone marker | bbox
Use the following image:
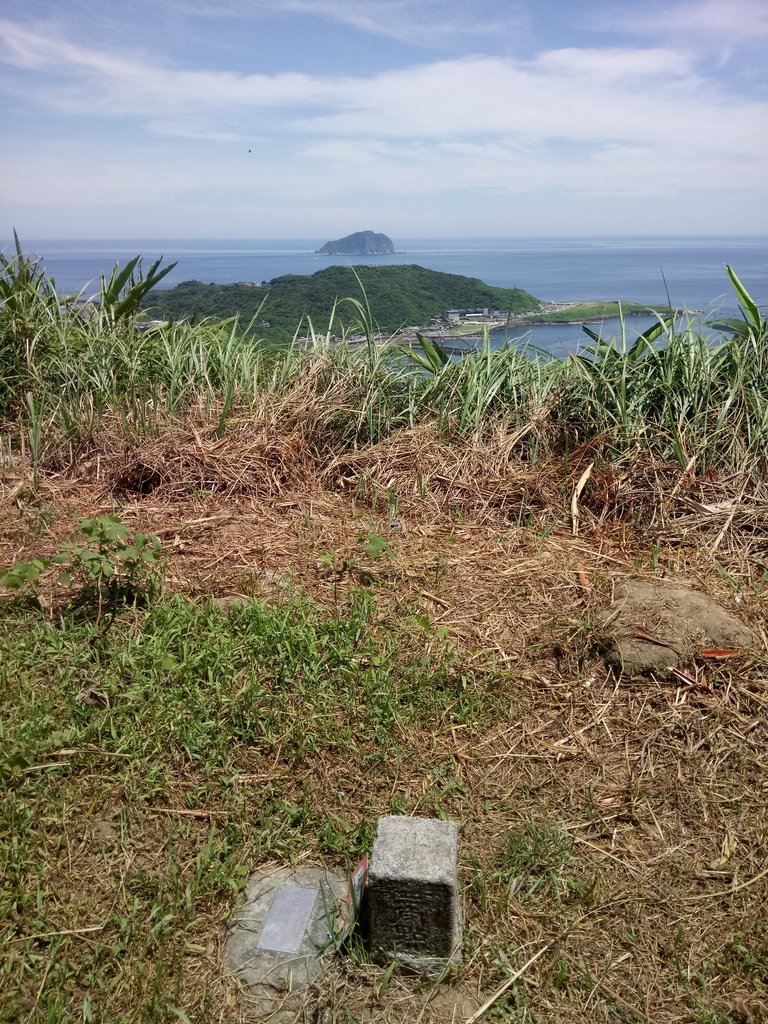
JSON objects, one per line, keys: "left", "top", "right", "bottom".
{"left": 367, "top": 815, "right": 461, "bottom": 974}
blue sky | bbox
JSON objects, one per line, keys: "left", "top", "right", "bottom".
{"left": 1, "top": 0, "right": 766, "bottom": 238}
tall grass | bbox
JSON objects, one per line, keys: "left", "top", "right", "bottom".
{"left": 569, "top": 303, "right": 768, "bottom": 475}
{"left": 1, "top": 249, "right": 766, "bottom": 486}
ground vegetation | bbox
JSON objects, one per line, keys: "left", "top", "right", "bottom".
{"left": 142, "top": 264, "right": 540, "bottom": 340}
{"left": 1, "top": 248, "right": 767, "bottom": 1023}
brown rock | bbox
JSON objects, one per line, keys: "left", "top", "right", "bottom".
{"left": 598, "top": 579, "right": 755, "bottom": 676}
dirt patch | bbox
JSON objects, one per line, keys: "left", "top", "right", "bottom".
{"left": 598, "top": 578, "right": 756, "bottom": 676}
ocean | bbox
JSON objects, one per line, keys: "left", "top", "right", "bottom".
{"left": 5, "top": 236, "right": 766, "bottom": 354}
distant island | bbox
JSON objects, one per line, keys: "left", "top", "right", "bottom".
{"left": 317, "top": 230, "right": 395, "bottom": 255}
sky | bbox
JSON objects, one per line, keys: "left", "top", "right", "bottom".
{"left": 1, "top": 0, "right": 766, "bottom": 239}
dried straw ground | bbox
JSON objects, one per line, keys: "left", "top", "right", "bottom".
{"left": 2, "top": 413, "right": 767, "bottom": 1024}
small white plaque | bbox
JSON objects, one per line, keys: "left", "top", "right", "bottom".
{"left": 257, "top": 885, "right": 317, "bottom": 954}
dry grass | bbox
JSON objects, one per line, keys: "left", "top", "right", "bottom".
{"left": 2, "top": 408, "right": 767, "bottom": 1024}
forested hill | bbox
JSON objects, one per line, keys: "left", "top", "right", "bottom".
{"left": 143, "top": 264, "right": 540, "bottom": 339}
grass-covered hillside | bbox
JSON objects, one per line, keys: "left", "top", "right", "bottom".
{"left": 2, "top": 244, "right": 767, "bottom": 1023}
{"left": 143, "top": 264, "right": 540, "bottom": 338}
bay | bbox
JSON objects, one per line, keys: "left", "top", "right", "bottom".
{"left": 5, "top": 235, "right": 765, "bottom": 353}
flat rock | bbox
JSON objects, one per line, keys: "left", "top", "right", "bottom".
{"left": 224, "top": 865, "right": 346, "bottom": 1020}
{"left": 598, "top": 579, "right": 755, "bottom": 676}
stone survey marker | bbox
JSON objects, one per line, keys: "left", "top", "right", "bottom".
{"left": 368, "top": 815, "right": 461, "bottom": 973}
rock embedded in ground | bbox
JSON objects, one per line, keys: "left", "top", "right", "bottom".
{"left": 598, "top": 579, "right": 756, "bottom": 677}
{"left": 225, "top": 865, "right": 347, "bottom": 1020}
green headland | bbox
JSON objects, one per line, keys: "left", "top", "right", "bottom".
{"left": 143, "top": 264, "right": 666, "bottom": 342}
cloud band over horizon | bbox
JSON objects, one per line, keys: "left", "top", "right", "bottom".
{"left": 1, "top": 0, "right": 766, "bottom": 237}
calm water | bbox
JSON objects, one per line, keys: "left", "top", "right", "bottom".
{"left": 5, "top": 236, "right": 766, "bottom": 353}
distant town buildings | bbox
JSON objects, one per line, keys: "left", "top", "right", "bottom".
{"left": 444, "top": 307, "right": 493, "bottom": 322}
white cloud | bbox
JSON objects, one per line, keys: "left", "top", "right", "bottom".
{"left": 151, "top": 0, "right": 527, "bottom": 45}
{"left": 532, "top": 46, "right": 698, "bottom": 82}
{"left": 1, "top": 15, "right": 766, "bottom": 234}
{"left": 290, "top": 51, "right": 763, "bottom": 163}
{"left": 599, "top": 0, "right": 768, "bottom": 46}
{"left": 4, "top": 23, "right": 761, "bottom": 155}
{"left": 0, "top": 21, "right": 338, "bottom": 114}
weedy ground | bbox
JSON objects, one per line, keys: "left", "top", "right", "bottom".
{"left": 1, "top": 422, "right": 767, "bottom": 1024}
{"left": 1, "top": 254, "right": 767, "bottom": 1022}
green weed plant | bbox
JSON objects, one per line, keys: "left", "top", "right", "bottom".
{"left": 1, "top": 515, "right": 163, "bottom": 617}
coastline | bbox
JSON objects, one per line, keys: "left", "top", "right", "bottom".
{"left": 339, "top": 302, "right": 678, "bottom": 351}
{"left": 18, "top": 237, "right": 765, "bottom": 314}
